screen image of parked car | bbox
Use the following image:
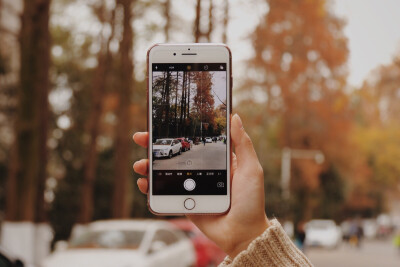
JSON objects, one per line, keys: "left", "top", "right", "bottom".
{"left": 176, "top": 138, "right": 190, "bottom": 151}
{"left": 0, "top": 247, "right": 25, "bottom": 267}
{"left": 205, "top": 137, "right": 212, "bottom": 143}
{"left": 41, "top": 220, "right": 195, "bottom": 267}
{"left": 153, "top": 139, "right": 182, "bottom": 159}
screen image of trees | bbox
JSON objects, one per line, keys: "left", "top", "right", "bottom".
{"left": 152, "top": 71, "right": 227, "bottom": 139}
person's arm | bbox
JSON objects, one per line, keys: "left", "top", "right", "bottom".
{"left": 133, "top": 114, "right": 313, "bottom": 266}
{"left": 219, "top": 219, "right": 313, "bottom": 267}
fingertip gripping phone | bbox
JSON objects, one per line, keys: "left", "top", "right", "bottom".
{"left": 147, "top": 44, "right": 232, "bottom": 215}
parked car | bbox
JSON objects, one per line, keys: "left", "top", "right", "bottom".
{"left": 363, "top": 219, "right": 378, "bottom": 239}
{"left": 176, "top": 138, "right": 190, "bottom": 151}
{"left": 0, "top": 247, "right": 25, "bottom": 267}
{"left": 153, "top": 139, "right": 182, "bottom": 159}
{"left": 205, "top": 137, "right": 212, "bottom": 143}
{"left": 42, "top": 220, "right": 195, "bottom": 267}
{"left": 169, "top": 219, "right": 225, "bottom": 267}
{"left": 305, "top": 220, "right": 341, "bottom": 249}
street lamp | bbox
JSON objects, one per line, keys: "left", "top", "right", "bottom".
{"left": 281, "top": 147, "right": 325, "bottom": 199}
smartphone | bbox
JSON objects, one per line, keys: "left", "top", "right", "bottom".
{"left": 147, "top": 44, "right": 232, "bottom": 214}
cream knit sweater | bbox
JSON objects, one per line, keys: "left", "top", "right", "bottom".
{"left": 218, "top": 219, "right": 313, "bottom": 267}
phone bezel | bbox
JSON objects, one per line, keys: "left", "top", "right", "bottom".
{"left": 147, "top": 44, "right": 232, "bottom": 215}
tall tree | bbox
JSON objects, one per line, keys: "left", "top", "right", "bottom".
{"left": 205, "top": 0, "right": 213, "bottom": 42}
{"left": 161, "top": 71, "right": 171, "bottom": 137}
{"left": 113, "top": 0, "right": 135, "bottom": 218}
{"left": 194, "top": 0, "right": 201, "bottom": 42}
{"left": 193, "top": 71, "right": 215, "bottom": 136}
{"left": 164, "top": 0, "right": 171, "bottom": 42}
{"left": 79, "top": 3, "right": 116, "bottom": 223}
{"left": 244, "top": 0, "right": 352, "bottom": 220}
{"left": 6, "top": 0, "right": 51, "bottom": 222}
{"left": 222, "top": 0, "right": 229, "bottom": 44}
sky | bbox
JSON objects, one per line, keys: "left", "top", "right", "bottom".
{"left": 51, "top": 0, "right": 400, "bottom": 89}
{"left": 333, "top": 0, "right": 400, "bottom": 87}
{"left": 224, "top": 0, "right": 400, "bottom": 88}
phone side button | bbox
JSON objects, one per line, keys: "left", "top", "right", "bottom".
{"left": 184, "top": 198, "right": 195, "bottom": 210}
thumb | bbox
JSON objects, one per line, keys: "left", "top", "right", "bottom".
{"left": 231, "top": 114, "right": 260, "bottom": 170}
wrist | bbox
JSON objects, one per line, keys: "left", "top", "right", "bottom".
{"left": 227, "top": 216, "right": 271, "bottom": 259}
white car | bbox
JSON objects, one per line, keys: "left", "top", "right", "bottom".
{"left": 42, "top": 220, "right": 195, "bottom": 267}
{"left": 305, "top": 220, "right": 341, "bottom": 249}
{"left": 153, "top": 139, "right": 182, "bottom": 158}
{"left": 205, "top": 137, "right": 212, "bottom": 143}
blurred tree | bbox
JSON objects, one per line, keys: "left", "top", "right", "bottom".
{"left": 0, "top": 0, "right": 20, "bottom": 217}
{"left": 348, "top": 55, "right": 400, "bottom": 215}
{"left": 79, "top": 1, "right": 116, "bottom": 224}
{"left": 112, "top": 0, "right": 135, "bottom": 218}
{"left": 242, "top": 0, "right": 353, "bottom": 221}
{"left": 6, "top": 0, "right": 51, "bottom": 222}
{"left": 163, "top": 0, "right": 171, "bottom": 42}
{"left": 205, "top": 0, "right": 213, "bottom": 42}
{"left": 193, "top": 0, "right": 214, "bottom": 42}
{"left": 194, "top": 0, "right": 201, "bottom": 42}
{"left": 222, "top": 0, "right": 229, "bottom": 44}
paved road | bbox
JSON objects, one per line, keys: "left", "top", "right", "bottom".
{"left": 307, "top": 240, "right": 400, "bottom": 267}
{"left": 153, "top": 141, "right": 227, "bottom": 170}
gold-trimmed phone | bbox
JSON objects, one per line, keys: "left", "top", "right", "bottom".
{"left": 147, "top": 44, "right": 232, "bottom": 214}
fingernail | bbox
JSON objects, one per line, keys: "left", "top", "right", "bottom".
{"left": 235, "top": 113, "right": 243, "bottom": 129}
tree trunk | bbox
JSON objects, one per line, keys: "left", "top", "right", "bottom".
{"left": 222, "top": 0, "right": 229, "bottom": 44}
{"left": 5, "top": 0, "right": 51, "bottom": 222}
{"left": 179, "top": 72, "right": 187, "bottom": 136}
{"left": 174, "top": 71, "right": 179, "bottom": 136}
{"left": 162, "top": 71, "right": 171, "bottom": 137}
{"left": 79, "top": 5, "right": 115, "bottom": 224}
{"left": 182, "top": 72, "right": 187, "bottom": 136}
{"left": 206, "top": 0, "right": 213, "bottom": 42}
{"left": 164, "top": 0, "right": 170, "bottom": 42}
{"left": 194, "top": 0, "right": 201, "bottom": 42}
{"left": 186, "top": 72, "right": 191, "bottom": 136}
{"left": 113, "top": 0, "right": 134, "bottom": 218}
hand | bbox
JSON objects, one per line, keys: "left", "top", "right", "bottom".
{"left": 133, "top": 114, "right": 270, "bottom": 258}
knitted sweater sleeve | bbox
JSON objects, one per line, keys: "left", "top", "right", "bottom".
{"left": 218, "top": 219, "right": 313, "bottom": 267}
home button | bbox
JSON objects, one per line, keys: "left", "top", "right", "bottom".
{"left": 184, "top": 198, "right": 195, "bottom": 210}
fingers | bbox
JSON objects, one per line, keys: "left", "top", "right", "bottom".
{"left": 231, "top": 114, "right": 260, "bottom": 170}
{"left": 133, "top": 132, "right": 149, "bottom": 194}
{"left": 133, "top": 159, "right": 148, "bottom": 176}
{"left": 137, "top": 178, "right": 148, "bottom": 194}
{"left": 231, "top": 152, "right": 237, "bottom": 181}
{"left": 133, "top": 132, "right": 149, "bottom": 148}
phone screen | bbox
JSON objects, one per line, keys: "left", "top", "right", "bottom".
{"left": 151, "top": 63, "right": 228, "bottom": 195}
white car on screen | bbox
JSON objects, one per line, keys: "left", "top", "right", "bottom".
{"left": 153, "top": 139, "right": 182, "bottom": 159}
{"left": 42, "top": 220, "right": 195, "bottom": 267}
{"left": 305, "top": 219, "right": 341, "bottom": 249}
{"left": 205, "top": 137, "right": 212, "bottom": 143}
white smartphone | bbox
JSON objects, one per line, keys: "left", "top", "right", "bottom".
{"left": 147, "top": 44, "right": 232, "bottom": 214}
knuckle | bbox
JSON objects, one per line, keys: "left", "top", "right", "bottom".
{"left": 256, "top": 164, "right": 264, "bottom": 177}
{"left": 242, "top": 133, "right": 253, "bottom": 147}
